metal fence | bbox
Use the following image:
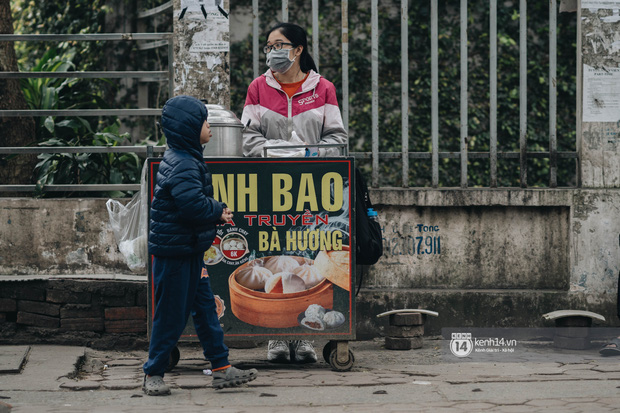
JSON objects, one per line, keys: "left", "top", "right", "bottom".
{"left": 251, "top": 0, "right": 578, "bottom": 188}
{"left": 1, "top": 0, "right": 578, "bottom": 192}
{"left": 0, "top": 26, "right": 172, "bottom": 193}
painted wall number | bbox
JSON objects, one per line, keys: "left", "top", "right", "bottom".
{"left": 381, "top": 223, "right": 442, "bottom": 256}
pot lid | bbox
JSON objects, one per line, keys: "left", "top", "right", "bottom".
{"left": 206, "top": 108, "right": 243, "bottom": 128}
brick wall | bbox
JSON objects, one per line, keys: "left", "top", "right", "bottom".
{"left": 0, "top": 279, "right": 149, "bottom": 349}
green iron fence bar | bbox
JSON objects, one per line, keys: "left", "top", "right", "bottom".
{"left": 0, "top": 146, "right": 165, "bottom": 192}
{"left": 349, "top": 151, "right": 578, "bottom": 160}
{"left": 137, "top": 40, "right": 170, "bottom": 51}
{"left": 0, "top": 71, "right": 168, "bottom": 79}
{"left": 0, "top": 32, "right": 174, "bottom": 110}
{"left": 0, "top": 33, "right": 172, "bottom": 42}
{"left": 0, "top": 146, "right": 166, "bottom": 155}
{"left": 0, "top": 109, "right": 162, "bottom": 117}
{"left": 0, "top": 184, "right": 141, "bottom": 193}
{"left": 138, "top": 1, "right": 173, "bottom": 19}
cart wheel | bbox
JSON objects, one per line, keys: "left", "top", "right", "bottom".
{"left": 166, "top": 346, "right": 180, "bottom": 372}
{"left": 328, "top": 348, "right": 355, "bottom": 372}
{"left": 322, "top": 342, "right": 333, "bottom": 363}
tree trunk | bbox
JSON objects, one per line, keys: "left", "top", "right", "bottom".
{"left": 0, "top": 0, "right": 37, "bottom": 189}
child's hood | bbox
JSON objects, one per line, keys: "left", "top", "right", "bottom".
{"left": 161, "top": 95, "right": 206, "bottom": 159}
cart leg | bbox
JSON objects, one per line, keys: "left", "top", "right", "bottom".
{"left": 322, "top": 341, "right": 334, "bottom": 363}
{"left": 166, "top": 346, "right": 180, "bottom": 372}
{"left": 326, "top": 340, "right": 355, "bottom": 372}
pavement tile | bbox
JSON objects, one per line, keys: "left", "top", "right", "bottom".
{"left": 101, "top": 374, "right": 141, "bottom": 381}
{"left": 491, "top": 404, "right": 532, "bottom": 412}
{"left": 560, "top": 363, "right": 596, "bottom": 370}
{"left": 522, "top": 375, "right": 574, "bottom": 382}
{"left": 307, "top": 370, "right": 348, "bottom": 378}
{"left": 597, "top": 397, "right": 620, "bottom": 405}
{"left": 102, "top": 368, "right": 141, "bottom": 377}
{"left": 374, "top": 373, "right": 410, "bottom": 379}
{"left": 562, "top": 369, "right": 620, "bottom": 379}
{"left": 173, "top": 376, "right": 208, "bottom": 389}
{"left": 561, "top": 397, "right": 600, "bottom": 403}
{"left": 0, "top": 346, "right": 30, "bottom": 374}
{"left": 81, "top": 374, "right": 105, "bottom": 382}
{"left": 425, "top": 402, "right": 458, "bottom": 407}
{"left": 525, "top": 398, "right": 567, "bottom": 407}
{"left": 382, "top": 404, "right": 439, "bottom": 411}
{"left": 374, "top": 377, "right": 410, "bottom": 385}
{"left": 59, "top": 380, "right": 101, "bottom": 390}
{"left": 567, "top": 401, "right": 612, "bottom": 410}
{"left": 266, "top": 372, "right": 311, "bottom": 379}
{"left": 105, "top": 359, "right": 143, "bottom": 367}
{"left": 524, "top": 362, "right": 563, "bottom": 369}
{"left": 568, "top": 405, "right": 614, "bottom": 412}
{"left": 592, "top": 364, "right": 620, "bottom": 372}
{"left": 313, "top": 378, "right": 346, "bottom": 385}
{"left": 421, "top": 407, "right": 460, "bottom": 413}
{"left": 352, "top": 403, "right": 426, "bottom": 411}
{"left": 339, "top": 378, "right": 379, "bottom": 386}
{"left": 528, "top": 367, "right": 566, "bottom": 375}
{"left": 270, "top": 378, "right": 311, "bottom": 386}
{"left": 101, "top": 380, "right": 141, "bottom": 390}
{"left": 458, "top": 402, "right": 496, "bottom": 411}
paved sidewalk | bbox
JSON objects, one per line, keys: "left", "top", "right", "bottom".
{"left": 1, "top": 339, "right": 619, "bottom": 412}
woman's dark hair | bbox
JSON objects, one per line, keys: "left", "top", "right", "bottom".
{"left": 267, "top": 22, "right": 318, "bottom": 73}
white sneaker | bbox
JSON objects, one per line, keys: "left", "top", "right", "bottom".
{"left": 293, "top": 340, "right": 317, "bottom": 363}
{"left": 267, "top": 340, "right": 291, "bottom": 363}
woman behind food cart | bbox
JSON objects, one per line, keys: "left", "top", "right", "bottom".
{"left": 241, "top": 22, "right": 348, "bottom": 363}
{"left": 241, "top": 22, "right": 347, "bottom": 159}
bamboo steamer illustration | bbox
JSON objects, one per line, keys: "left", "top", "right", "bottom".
{"left": 229, "top": 246, "right": 350, "bottom": 328}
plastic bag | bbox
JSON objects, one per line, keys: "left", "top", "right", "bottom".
{"left": 106, "top": 163, "right": 148, "bottom": 273}
{"left": 262, "top": 131, "right": 307, "bottom": 157}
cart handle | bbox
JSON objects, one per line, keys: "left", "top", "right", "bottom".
{"left": 262, "top": 143, "right": 349, "bottom": 157}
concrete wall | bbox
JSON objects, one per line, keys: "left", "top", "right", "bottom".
{"left": 1, "top": 188, "right": 618, "bottom": 339}
{"left": 0, "top": 199, "right": 131, "bottom": 276}
{"left": 356, "top": 188, "right": 620, "bottom": 337}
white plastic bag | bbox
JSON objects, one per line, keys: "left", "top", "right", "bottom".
{"left": 263, "top": 131, "right": 307, "bottom": 157}
{"left": 106, "top": 163, "right": 148, "bottom": 273}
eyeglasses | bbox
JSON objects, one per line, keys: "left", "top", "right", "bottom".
{"left": 263, "top": 42, "right": 294, "bottom": 54}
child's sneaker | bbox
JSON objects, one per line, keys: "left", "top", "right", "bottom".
{"left": 142, "top": 375, "right": 171, "bottom": 396}
{"left": 267, "top": 340, "right": 291, "bottom": 362}
{"left": 212, "top": 366, "right": 258, "bottom": 389}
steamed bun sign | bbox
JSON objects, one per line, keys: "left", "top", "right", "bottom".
{"left": 190, "top": 158, "right": 354, "bottom": 337}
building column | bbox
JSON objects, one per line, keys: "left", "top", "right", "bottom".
{"left": 578, "top": 1, "right": 620, "bottom": 188}
{"left": 172, "top": 0, "right": 230, "bottom": 107}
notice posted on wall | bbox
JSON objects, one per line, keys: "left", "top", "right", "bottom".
{"left": 175, "top": 0, "right": 230, "bottom": 59}
{"left": 583, "top": 65, "right": 620, "bottom": 123}
{"left": 582, "top": 0, "right": 620, "bottom": 9}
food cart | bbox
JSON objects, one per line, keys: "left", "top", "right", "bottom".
{"left": 146, "top": 156, "right": 357, "bottom": 371}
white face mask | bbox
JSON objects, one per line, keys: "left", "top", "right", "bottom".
{"left": 266, "top": 48, "right": 296, "bottom": 73}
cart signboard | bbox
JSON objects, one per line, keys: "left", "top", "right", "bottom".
{"left": 147, "top": 157, "right": 356, "bottom": 341}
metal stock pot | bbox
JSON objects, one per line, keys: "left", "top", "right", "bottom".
{"left": 203, "top": 104, "right": 244, "bottom": 157}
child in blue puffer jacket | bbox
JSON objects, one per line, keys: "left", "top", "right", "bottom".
{"left": 142, "top": 95, "right": 257, "bottom": 395}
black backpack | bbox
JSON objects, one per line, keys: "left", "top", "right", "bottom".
{"left": 355, "top": 167, "right": 383, "bottom": 267}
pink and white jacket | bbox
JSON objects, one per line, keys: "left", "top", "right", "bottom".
{"left": 241, "top": 69, "right": 348, "bottom": 157}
